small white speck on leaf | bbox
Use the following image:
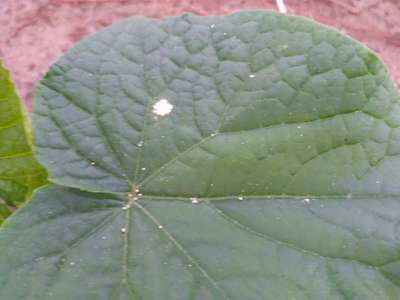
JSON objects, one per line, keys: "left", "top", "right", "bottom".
{"left": 153, "top": 99, "right": 173, "bottom": 116}
{"left": 191, "top": 197, "right": 199, "bottom": 204}
{"left": 90, "top": 161, "right": 95, "bottom": 165}
{"left": 297, "top": 126, "right": 301, "bottom": 129}
{"left": 210, "top": 133, "right": 217, "bottom": 137}
{"left": 238, "top": 196, "right": 243, "bottom": 201}
{"left": 137, "top": 141, "right": 144, "bottom": 147}
{"left": 158, "top": 225, "right": 163, "bottom": 229}
{"left": 376, "top": 180, "right": 381, "bottom": 184}
{"left": 187, "top": 264, "right": 193, "bottom": 267}
{"left": 121, "top": 228, "right": 127, "bottom": 233}
{"left": 141, "top": 167, "right": 146, "bottom": 171}
{"left": 122, "top": 204, "right": 131, "bottom": 210}
{"left": 249, "top": 74, "right": 256, "bottom": 78}
{"left": 302, "top": 198, "right": 311, "bottom": 204}
{"left": 210, "top": 24, "right": 215, "bottom": 28}
{"left": 69, "top": 262, "right": 75, "bottom": 266}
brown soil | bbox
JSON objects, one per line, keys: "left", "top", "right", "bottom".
{"left": 2, "top": 0, "right": 400, "bottom": 109}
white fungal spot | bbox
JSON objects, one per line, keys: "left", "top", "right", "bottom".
{"left": 249, "top": 74, "right": 256, "bottom": 78}
{"left": 141, "top": 167, "right": 146, "bottom": 171}
{"left": 191, "top": 197, "right": 199, "bottom": 204}
{"left": 210, "top": 133, "right": 217, "bottom": 137}
{"left": 302, "top": 198, "right": 311, "bottom": 204}
{"left": 187, "top": 264, "right": 193, "bottom": 267}
{"left": 121, "top": 228, "right": 127, "bottom": 233}
{"left": 210, "top": 24, "right": 215, "bottom": 28}
{"left": 376, "top": 180, "right": 381, "bottom": 184}
{"left": 238, "top": 196, "right": 243, "bottom": 201}
{"left": 158, "top": 225, "right": 163, "bottom": 229}
{"left": 297, "top": 126, "right": 301, "bottom": 129}
{"left": 276, "top": 0, "right": 287, "bottom": 14}
{"left": 69, "top": 262, "right": 75, "bottom": 266}
{"left": 153, "top": 99, "right": 173, "bottom": 116}
{"left": 137, "top": 141, "right": 144, "bottom": 147}
{"left": 90, "top": 161, "right": 95, "bottom": 165}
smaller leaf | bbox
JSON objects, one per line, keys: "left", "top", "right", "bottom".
{"left": 0, "top": 62, "right": 47, "bottom": 224}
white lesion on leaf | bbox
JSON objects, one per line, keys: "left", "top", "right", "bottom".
{"left": 152, "top": 99, "right": 173, "bottom": 116}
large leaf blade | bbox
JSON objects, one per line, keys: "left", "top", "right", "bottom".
{"left": 34, "top": 11, "right": 400, "bottom": 195}
{"left": 2, "top": 10, "right": 400, "bottom": 299}
{"left": 1, "top": 186, "right": 400, "bottom": 299}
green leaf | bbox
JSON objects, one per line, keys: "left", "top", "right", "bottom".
{"left": 2, "top": 10, "right": 400, "bottom": 299}
{"left": 0, "top": 63, "right": 47, "bottom": 224}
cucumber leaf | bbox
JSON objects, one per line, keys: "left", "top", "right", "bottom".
{"left": 2, "top": 11, "right": 400, "bottom": 299}
{"left": 0, "top": 63, "right": 47, "bottom": 224}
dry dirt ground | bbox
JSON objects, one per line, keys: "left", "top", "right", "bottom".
{"left": 2, "top": 0, "right": 400, "bottom": 109}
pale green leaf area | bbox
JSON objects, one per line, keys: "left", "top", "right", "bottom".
{"left": 0, "top": 63, "right": 47, "bottom": 224}
{"left": 2, "top": 10, "right": 400, "bottom": 299}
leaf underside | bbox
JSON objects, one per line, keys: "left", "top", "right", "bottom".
{"left": 0, "top": 63, "right": 47, "bottom": 224}
{"left": 2, "top": 10, "right": 400, "bottom": 299}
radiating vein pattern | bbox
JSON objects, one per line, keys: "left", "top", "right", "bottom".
{"left": 2, "top": 10, "right": 400, "bottom": 300}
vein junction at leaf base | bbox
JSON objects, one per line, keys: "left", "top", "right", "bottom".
{"left": 2, "top": 10, "right": 400, "bottom": 300}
